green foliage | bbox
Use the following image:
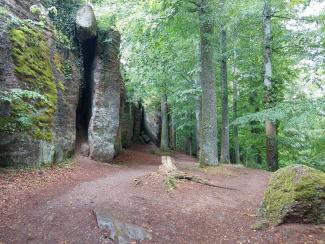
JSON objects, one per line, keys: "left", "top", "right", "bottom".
{"left": 0, "top": 89, "right": 51, "bottom": 135}
{"left": 0, "top": 6, "right": 9, "bottom": 17}
{"left": 9, "top": 25, "right": 57, "bottom": 141}
{"left": 54, "top": 52, "right": 73, "bottom": 80}
{"left": 55, "top": 30, "right": 73, "bottom": 49}
{"left": 30, "top": 5, "right": 42, "bottom": 16}
{"left": 164, "top": 175, "right": 178, "bottom": 190}
{"left": 45, "top": 0, "right": 84, "bottom": 50}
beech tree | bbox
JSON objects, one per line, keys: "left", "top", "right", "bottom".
{"left": 219, "top": 0, "right": 230, "bottom": 164}
{"left": 197, "top": 0, "right": 219, "bottom": 166}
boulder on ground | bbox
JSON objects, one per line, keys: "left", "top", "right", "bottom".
{"left": 76, "top": 5, "right": 97, "bottom": 41}
{"left": 261, "top": 164, "right": 325, "bottom": 226}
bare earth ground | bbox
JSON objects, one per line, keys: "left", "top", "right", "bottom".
{"left": 0, "top": 144, "right": 324, "bottom": 244}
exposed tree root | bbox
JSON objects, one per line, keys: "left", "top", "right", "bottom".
{"left": 172, "top": 173, "right": 239, "bottom": 191}
{"left": 159, "top": 156, "right": 239, "bottom": 191}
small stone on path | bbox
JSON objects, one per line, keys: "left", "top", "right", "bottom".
{"left": 93, "top": 208, "right": 152, "bottom": 244}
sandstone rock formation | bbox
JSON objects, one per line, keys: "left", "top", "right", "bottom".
{"left": 120, "top": 98, "right": 135, "bottom": 148}
{"left": 88, "top": 30, "right": 123, "bottom": 162}
{"left": 76, "top": 5, "right": 97, "bottom": 41}
{"left": 0, "top": 1, "right": 142, "bottom": 166}
{"left": 0, "top": 2, "right": 80, "bottom": 166}
{"left": 144, "top": 109, "right": 161, "bottom": 145}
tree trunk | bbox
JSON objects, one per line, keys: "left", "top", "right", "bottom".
{"left": 160, "top": 94, "right": 169, "bottom": 150}
{"left": 195, "top": 81, "right": 201, "bottom": 156}
{"left": 187, "top": 133, "right": 193, "bottom": 156}
{"left": 171, "top": 113, "right": 177, "bottom": 149}
{"left": 263, "top": 0, "right": 278, "bottom": 171}
{"left": 220, "top": 16, "right": 230, "bottom": 164}
{"left": 232, "top": 51, "right": 240, "bottom": 164}
{"left": 198, "top": 0, "right": 218, "bottom": 166}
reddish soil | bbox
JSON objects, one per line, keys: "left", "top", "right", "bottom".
{"left": 0, "top": 144, "right": 324, "bottom": 243}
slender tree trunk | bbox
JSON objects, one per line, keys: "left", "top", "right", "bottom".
{"left": 232, "top": 51, "right": 240, "bottom": 164}
{"left": 160, "top": 94, "right": 169, "bottom": 150}
{"left": 220, "top": 14, "right": 230, "bottom": 164}
{"left": 187, "top": 133, "right": 193, "bottom": 156}
{"left": 168, "top": 106, "right": 172, "bottom": 148}
{"left": 195, "top": 80, "right": 201, "bottom": 156}
{"left": 198, "top": 0, "right": 218, "bottom": 166}
{"left": 263, "top": 0, "right": 278, "bottom": 171}
{"left": 171, "top": 113, "right": 177, "bottom": 149}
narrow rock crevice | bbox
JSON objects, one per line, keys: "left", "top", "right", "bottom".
{"left": 76, "top": 37, "right": 97, "bottom": 154}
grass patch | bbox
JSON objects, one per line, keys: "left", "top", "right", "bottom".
{"left": 150, "top": 148, "right": 173, "bottom": 156}
{"left": 188, "top": 164, "right": 241, "bottom": 177}
{"left": 164, "top": 175, "right": 179, "bottom": 190}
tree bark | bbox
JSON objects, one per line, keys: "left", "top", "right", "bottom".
{"left": 263, "top": 0, "right": 278, "bottom": 171}
{"left": 187, "top": 133, "right": 193, "bottom": 156}
{"left": 160, "top": 94, "right": 169, "bottom": 150}
{"left": 195, "top": 80, "right": 201, "bottom": 157}
{"left": 220, "top": 13, "right": 230, "bottom": 164}
{"left": 171, "top": 113, "right": 177, "bottom": 149}
{"left": 232, "top": 51, "right": 240, "bottom": 164}
{"left": 198, "top": 0, "right": 218, "bottom": 166}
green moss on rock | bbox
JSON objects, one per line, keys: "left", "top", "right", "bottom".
{"left": 262, "top": 164, "right": 325, "bottom": 226}
{"left": 8, "top": 25, "right": 57, "bottom": 141}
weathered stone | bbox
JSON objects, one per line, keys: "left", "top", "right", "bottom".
{"left": 0, "top": 3, "right": 80, "bottom": 166}
{"left": 141, "top": 133, "right": 151, "bottom": 144}
{"left": 144, "top": 109, "right": 161, "bottom": 145}
{"left": 261, "top": 164, "right": 325, "bottom": 226}
{"left": 76, "top": 5, "right": 97, "bottom": 41}
{"left": 89, "top": 30, "right": 122, "bottom": 162}
{"left": 93, "top": 208, "right": 152, "bottom": 244}
{"left": 120, "top": 98, "right": 135, "bottom": 148}
{"left": 132, "top": 103, "right": 143, "bottom": 141}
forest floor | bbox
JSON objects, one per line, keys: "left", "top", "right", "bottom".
{"left": 0, "top": 144, "right": 324, "bottom": 244}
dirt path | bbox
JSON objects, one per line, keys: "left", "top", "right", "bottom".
{"left": 0, "top": 144, "right": 324, "bottom": 243}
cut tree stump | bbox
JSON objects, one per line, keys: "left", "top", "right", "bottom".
{"left": 159, "top": 156, "right": 177, "bottom": 173}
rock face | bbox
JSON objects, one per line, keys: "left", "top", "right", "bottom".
{"left": 120, "top": 98, "right": 135, "bottom": 148}
{"left": 0, "top": 2, "right": 80, "bottom": 166}
{"left": 261, "top": 164, "right": 325, "bottom": 226}
{"left": 76, "top": 5, "right": 97, "bottom": 41}
{"left": 144, "top": 109, "right": 161, "bottom": 145}
{"left": 0, "top": 2, "right": 136, "bottom": 166}
{"left": 89, "top": 30, "right": 122, "bottom": 162}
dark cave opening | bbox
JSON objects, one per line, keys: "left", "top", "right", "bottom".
{"left": 76, "top": 37, "right": 97, "bottom": 152}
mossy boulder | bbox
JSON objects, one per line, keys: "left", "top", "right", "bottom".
{"left": 262, "top": 164, "right": 325, "bottom": 226}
